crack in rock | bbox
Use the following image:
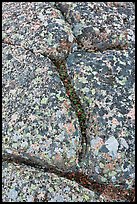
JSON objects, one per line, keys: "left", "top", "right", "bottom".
{"left": 2, "top": 40, "right": 88, "bottom": 162}
{"left": 2, "top": 2, "right": 135, "bottom": 199}
{"left": 3, "top": 151, "right": 135, "bottom": 202}
{"left": 2, "top": 39, "right": 135, "bottom": 202}
{"left": 50, "top": 58, "right": 89, "bottom": 162}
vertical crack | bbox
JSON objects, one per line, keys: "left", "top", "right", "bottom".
{"left": 2, "top": 42, "right": 135, "bottom": 202}
{"left": 50, "top": 58, "right": 89, "bottom": 162}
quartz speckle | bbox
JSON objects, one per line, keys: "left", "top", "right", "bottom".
{"left": 2, "top": 1, "right": 135, "bottom": 202}
{"left": 66, "top": 49, "right": 135, "bottom": 188}
{"left": 2, "top": 44, "right": 82, "bottom": 170}
{"left": 2, "top": 162, "right": 100, "bottom": 202}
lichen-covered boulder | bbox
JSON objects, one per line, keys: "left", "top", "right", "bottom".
{"left": 66, "top": 49, "right": 135, "bottom": 189}
{"left": 2, "top": 1, "right": 135, "bottom": 202}
{"left": 2, "top": 44, "right": 82, "bottom": 170}
{"left": 56, "top": 2, "right": 135, "bottom": 51}
{"left": 2, "top": 2, "right": 76, "bottom": 60}
{"left": 2, "top": 162, "right": 100, "bottom": 202}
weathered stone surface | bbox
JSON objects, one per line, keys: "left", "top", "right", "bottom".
{"left": 2, "top": 44, "right": 82, "bottom": 170}
{"left": 66, "top": 49, "right": 135, "bottom": 188}
{"left": 2, "top": 2, "right": 135, "bottom": 202}
{"left": 2, "top": 2, "right": 76, "bottom": 60}
{"left": 56, "top": 2, "right": 135, "bottom": 51}
{"left": 2, "top": 162, "right": 99, "bottom": 202}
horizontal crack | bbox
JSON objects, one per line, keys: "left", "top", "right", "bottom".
{"left": 2, "top": 151, "right": 65, "bottom": 175}
{"left": 2, "top": 39, "right": 36, "bottom": 55}
{"left": 3, "top": 153, "right": 135, "bottom": 202}
{"left": 76, "top": 38, "right": 129, "bottom": 52}
{"left": 2, "top": 37, "right": 135, "bottom": 202}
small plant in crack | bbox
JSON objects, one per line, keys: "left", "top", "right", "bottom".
{"left": 51, "top": 59, "right": 88, "bottom": 161}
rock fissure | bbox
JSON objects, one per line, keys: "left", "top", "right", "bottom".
{"left": 2, "top": 2, "right": 135, "bottom": 201}
{"left": 2, "top": 40, "right": 135, "bottom": 202}
{"left": 3, "top": 152, "right": 135, "bottom": 202}
{"left": 50, "top": 58, "right": 89, "bottom": 162}
{"left": 2, "top": 40, "right": 89, "bottom": 161}
{"left": 2, "top": 40, "right": 36, "bottom": 55}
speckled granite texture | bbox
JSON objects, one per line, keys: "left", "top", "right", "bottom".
{"left": 2, "top": 2, "right": 135, "bottom": 202}
{"left": 56, "top": 2, "right": 135, "bottom": 51}
{"left": 2, "top": 44, "right": 81, "bottom": 170}
{"left": 66, "top": 49, "right": 135, "bottom": 188}
{"left": 2, "top": 162, "right": 101, "bottom": 202}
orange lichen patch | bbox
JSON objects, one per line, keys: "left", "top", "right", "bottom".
{"left": 64, "top": 122, "right": 75, "bottom": 134}
{"left": 104, "top": 162, "right": 115, "bottom": 171}
{"left": 102, "top": 153, "right": 112, "bottom": 162}
{"left": 28, "top": 114, "right": 37, "bottom": 121}
{"left": 63, "top": 100, "right": 71, "bottom": 111}
{"left": 31, "top": 23, "right": 41, "bottom": 31}
{"left": 103, "top": 154, "right": 122, "bottom": 169}
{"left": 94, "top": 139, "right": 104, "bottom": 151}
{"left": 51, "top": 10, "right": 59, "bottom": 18}
{"left": 127, "top": 106, "right": 135, "bottom": 120}
{"left": 112, "top": 118, "right": 119, "bottom": 125}
{"left": 59, "top": 40, "right": 73, "bottom": 51}
{"left": 55, "top": 153, "right": 62, "bottom": 161}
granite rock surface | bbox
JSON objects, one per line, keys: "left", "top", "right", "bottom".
{"left": 2, "top": 2, "right": 135, "bottom": 202}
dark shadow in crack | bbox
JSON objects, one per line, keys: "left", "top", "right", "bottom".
{"left": 50, "top": 58, "right": 90, "bottom": 162}
{"left": 3, "top": 152, "right": 135, "bottom": 202}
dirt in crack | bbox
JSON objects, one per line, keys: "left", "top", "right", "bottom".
{"left": 2, "top": 44, "right": 135, "bottom": 202}
{"left": 51, "top": 58, "right": 88, "bottom": 162}
{"left": 3, "top": 153, "right": 135, "bottom": 202}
